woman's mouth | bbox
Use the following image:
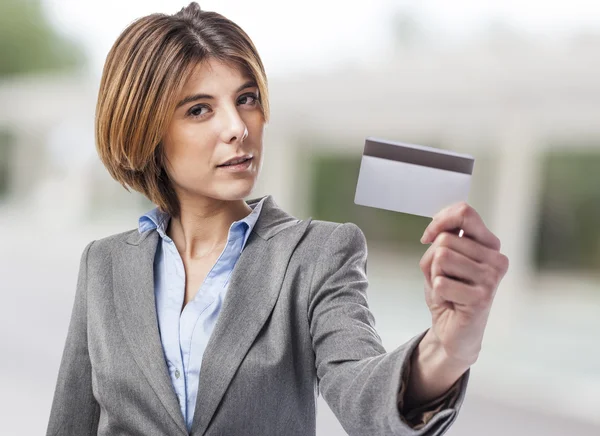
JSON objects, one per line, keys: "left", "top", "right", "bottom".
{"left": 217, "top": 156, "right": 253, "bottom": 171}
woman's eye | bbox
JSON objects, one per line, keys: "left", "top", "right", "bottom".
{"left": 188, "top": 105, "right": 210, "bottom": 118}
{"left": 238, "top": 93, "right": 258, "bottom": 106}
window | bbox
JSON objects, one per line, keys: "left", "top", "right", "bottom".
{"left": 534, "top": 149, "right": 600, "bottom": 273}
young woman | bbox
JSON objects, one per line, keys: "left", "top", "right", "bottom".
{"left": 46, "top": 3, "right": 509, "bottom": 436}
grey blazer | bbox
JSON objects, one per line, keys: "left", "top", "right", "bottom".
{"left": 46, "top": 195, "right": 468, "bottom": 436}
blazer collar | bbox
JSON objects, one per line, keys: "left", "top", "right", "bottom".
{"left": 115, "top": 195, "right": 312, "bottom": 435}
{"left": 124, "top": 195, "right": 299, "bottom": 247}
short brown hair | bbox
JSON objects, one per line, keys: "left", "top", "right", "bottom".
{"left": 95, "top": 2, "right": 269, "bottom": 218}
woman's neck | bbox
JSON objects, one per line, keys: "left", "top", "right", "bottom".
{"left": 166, "top": 198, "right": 252, "bottom": 261}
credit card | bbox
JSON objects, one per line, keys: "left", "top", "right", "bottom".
{"left": 354, "top": 137, "right": 474, "bottom": 218}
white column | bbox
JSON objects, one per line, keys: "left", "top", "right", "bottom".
{"left": 487, "top": 127, "right": 544, "bottom": 340}
{"left": 256, "top": 129, "right": 302, "bottom": 216}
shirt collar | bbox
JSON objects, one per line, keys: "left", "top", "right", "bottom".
{"left": 138, "top": 196, "right": 267, "bottom": 250}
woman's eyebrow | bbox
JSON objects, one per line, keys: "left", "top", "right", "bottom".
{"left": 176, "top": 80, "right": 258, "bottom": 109}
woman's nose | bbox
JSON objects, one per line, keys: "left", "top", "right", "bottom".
{"left": 220, "top": 106, "right": 248, "bottom": 144}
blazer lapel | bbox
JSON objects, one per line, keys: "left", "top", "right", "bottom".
{"left": 191, "top": 196, "right": 312, "bottom": 435}
{"left": 113, "top": 230, "right": 188, "bottom": 435}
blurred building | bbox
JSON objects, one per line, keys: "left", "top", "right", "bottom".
{"left": 1, "top": 34, "right": 600, "bottom": 430}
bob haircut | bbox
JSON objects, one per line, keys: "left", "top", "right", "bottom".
{"left": 95, "top": 2, "right": 269, "bottom": 218}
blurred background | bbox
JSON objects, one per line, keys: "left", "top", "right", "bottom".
{"left": 1, "top": 0, "right": 599, "bottom": 435}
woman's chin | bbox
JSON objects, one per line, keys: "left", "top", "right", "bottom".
{"left": 213, "top": 179, "right": 257, "bottom": 201}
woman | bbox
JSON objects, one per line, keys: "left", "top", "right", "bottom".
{"left": 46, "top": 3, "right": 509, "bottom": 436}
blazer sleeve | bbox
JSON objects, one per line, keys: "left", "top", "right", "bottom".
{"left": 308, "top": 223, "right": 469, "bottom": 436}
{"left": 46, "top": 240, "right": 100, "bottom": 436}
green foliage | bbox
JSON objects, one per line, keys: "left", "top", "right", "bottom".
{"left": 534, "top": 150, "right": 600, "bottom": 273}
{"left": 0, "top": 0, "right": 85, "bottom": 77}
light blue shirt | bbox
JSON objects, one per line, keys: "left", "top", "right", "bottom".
{"left": 138, "top": 197, "right": 266, "bottom": 432}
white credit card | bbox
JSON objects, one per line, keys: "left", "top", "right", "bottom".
{"left": 354, "top": 137, "right": 474, "bottom": 218}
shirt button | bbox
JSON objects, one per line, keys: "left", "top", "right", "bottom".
{"left": 175, "top": 369, "right": 181, "bottom": 379}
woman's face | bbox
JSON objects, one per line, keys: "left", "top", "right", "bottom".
{"left": 162, "top": 58, "right": 264, "bottom": 206}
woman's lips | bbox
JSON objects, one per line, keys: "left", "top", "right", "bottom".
{"left": 217, "top": 157, "right": 253, "bottom": 171}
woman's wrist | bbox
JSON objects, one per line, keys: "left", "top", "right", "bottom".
{"left": 403, "top": 329, "right": 471, "bottom": 411}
